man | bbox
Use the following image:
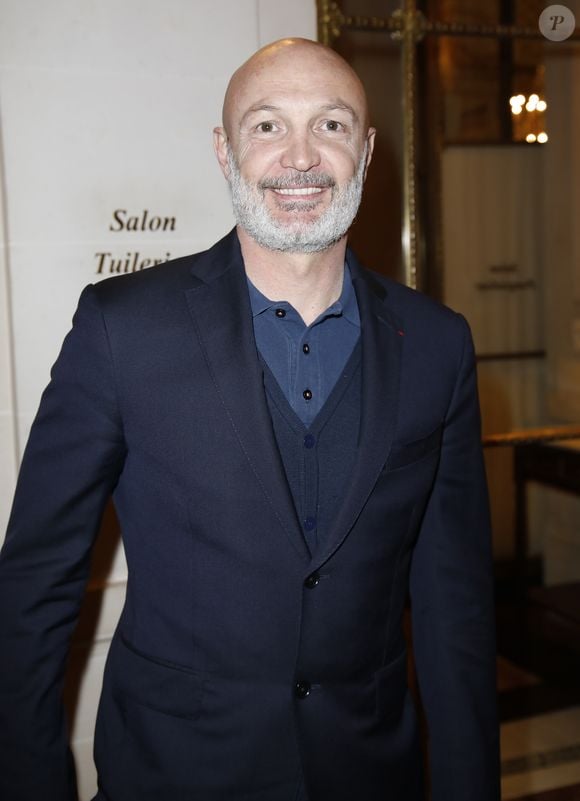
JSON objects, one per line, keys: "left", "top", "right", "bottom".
{"left": 0, "top": 38, "right": 500, "bottom": 801}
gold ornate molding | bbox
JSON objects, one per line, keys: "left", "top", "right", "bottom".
{"left": 483, "top": 425, "right": 580, "bottom": 449}
{"left": 424, "top": 19, "right": 580, "bottom": 40}
{"left": 318, "top": 0, "right": 403, "bottom": 45}
{"left": 319, "top": 3, "right": 580, "bottom": 45}
{"left": 317, "top": 0, "right": 344, "bottom": 44}
{"left": 318, "top": 0, "right": 426, "bottom": 290}
{"left": 317, "top": 0, "right": 580, "bottom": 292}
{"left": 400, "top": 0, "right": 422, "bottom": 291}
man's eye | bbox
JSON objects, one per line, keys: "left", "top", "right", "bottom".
{"left": 257, "top": 122, "right": 276, "bottom": 133}
{"left": 322, "top": 120, "right": 343, "bottom": 132}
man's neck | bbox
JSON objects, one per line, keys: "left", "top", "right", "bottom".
{"left": 237, "top": 226, "right": 348, "bottom": 326}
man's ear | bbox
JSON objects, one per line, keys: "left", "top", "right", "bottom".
{"left": 213, "top": 127, "right": 230, "bottom": 179}
{"left": 363, "top": 127, "right": 376, "bottom": 180}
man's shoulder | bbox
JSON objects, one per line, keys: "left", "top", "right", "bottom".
{"left": 88, "top": 229, "right": 239, "bottom": 310}
{"left": 357, "top": 263, "right": 465, "bottom": 335}
{"left": 92, "top": 251, "right": 199, "bottom": 301}
{"left": 354, "top": 264, "right": 474, "bottom": 383}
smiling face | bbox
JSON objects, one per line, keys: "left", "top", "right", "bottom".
{"left": 214, "top": 39, "right": 375, "bottom": 253}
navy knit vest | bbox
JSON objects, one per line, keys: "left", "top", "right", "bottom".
{"left": 260, "top": 341, "right": 362, "bottom": 555}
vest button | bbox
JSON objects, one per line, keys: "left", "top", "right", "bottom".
{"left": 295, "top": 681, "right": 311, "bottom": 699}
{"left": 304, "top": 572, "right": 320, "bottom": 589}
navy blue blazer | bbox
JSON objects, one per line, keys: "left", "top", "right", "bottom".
{"left": 0, "top": 230, "right": 500, "bottom": 800}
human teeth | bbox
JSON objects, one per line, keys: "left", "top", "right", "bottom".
{"left": 275, "top": 187, "right": 324, "bottom": 196}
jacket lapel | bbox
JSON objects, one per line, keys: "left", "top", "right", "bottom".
{"left": 184, "top": 231, "right": 310, "bottom": 562}
{"left": 314, "top": 252, "right": 404, "bottom": 567}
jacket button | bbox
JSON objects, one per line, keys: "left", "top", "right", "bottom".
{"left": 304, "top": 572, "right": 320, "bottom": 589}
{"left": 295, "top": 681, "right": 311, "bottom": 699}
{"left": 303, "top": 516, "right": 316, "bottom": 532}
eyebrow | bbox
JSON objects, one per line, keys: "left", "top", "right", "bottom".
{"left": 240, "top": 104, "right": 281, "bottom": 126}
{"left": 320, "top": 102, "right": 358, "bottom": 120}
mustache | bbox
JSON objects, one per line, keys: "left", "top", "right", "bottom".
{"left": 259, "top": 173, "right": 335, "bottom": 190}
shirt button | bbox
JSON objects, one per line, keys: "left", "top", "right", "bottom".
{"left": 295, "top": 681, "right": 311, "bottom": 699}
{"left": 303, "top": 389, "right": 313, "bottom": 401}
{"left": 275, "top": 308, "right": 286, "bottom": 318}
{"left": 304, "top": 572, "right": 320, "bottom": 589}
{"left": 302, "top": 343, "right": 310, "bottom": 354}
{"left": 303, "top": 516, "right": 316, "bottom": 532}
{"left": 303, "top": 434, "right": 316, "bottom": 449}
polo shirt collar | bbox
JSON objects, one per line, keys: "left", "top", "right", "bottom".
{"left": 246, "top": 263, "right": 359, "bottom": 326}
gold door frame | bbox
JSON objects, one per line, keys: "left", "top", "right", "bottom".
{"left": 317, "top": 0, "right": 580, "bottom": 449}
{"left": 317, "top": 0, "right": 580, "bottom": 293}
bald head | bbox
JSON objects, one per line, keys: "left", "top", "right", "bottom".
{"left": 222, "top": 38, "right": 371, "bottom": 139}
{"left": 213, "top": 37, "right": 375, "bottom": 256}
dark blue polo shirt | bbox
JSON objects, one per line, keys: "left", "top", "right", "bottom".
{"left": 246, "top": 265, "right": 360, "bottom": 425}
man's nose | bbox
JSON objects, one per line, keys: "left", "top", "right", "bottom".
{"left": 280, "top": 131, "right": 321, "bottom": 172}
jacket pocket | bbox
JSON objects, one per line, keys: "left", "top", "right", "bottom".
{"left": 384, "top": 424, "right": 443, "bottom": 472}
{"left": 374, "top": 650, "right": 408, "bottom": 722}
{"left": 110, "top": 633, "right": 204, "bottom": 720}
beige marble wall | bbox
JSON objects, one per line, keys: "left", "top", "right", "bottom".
{"left": 0, "top": 140, "right": 18, "bottom": 535}
{"left": 0, "top": 2, "right": 316, "bottom": 797}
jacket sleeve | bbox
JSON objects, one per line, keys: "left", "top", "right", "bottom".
{"left": 409, "top": 314, "right": 500, "bottom": 801}
{"left": 0, "top": 285, "right": 126, "bottom": 801}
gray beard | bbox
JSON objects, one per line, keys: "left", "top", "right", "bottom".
{"left": 226, "top": 144, "right": 367, "bottom": 254}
